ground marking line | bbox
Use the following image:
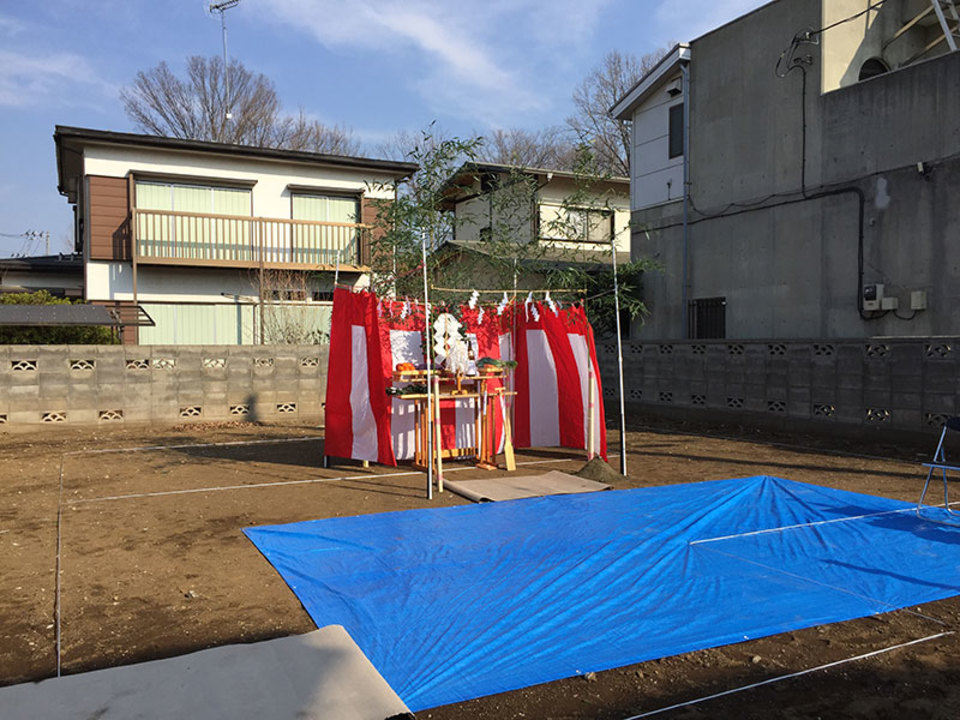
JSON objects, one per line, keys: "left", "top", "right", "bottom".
{"left": 694, "top": 543, "right": 948, "bottom": 627}
{"left": 620, "top": 631, "right": 953, "bottom": 719}
{"left": 62, "top": 436, "right": 321, "bottom": 457}
{"left": 689, "top": 507, "right": 916, "bottom": 545}
{"left": 55, "top": 456, "right": 64, "bottom": 678}
{"left": 66, "top": 458, "right": 578, "bottom": 505}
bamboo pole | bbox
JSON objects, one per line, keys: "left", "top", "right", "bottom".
{"left": 610, "top": 234, "right": 628, "bottom": 477}
{"left": 421, "top": 230, "right": 433, "bottom": 500}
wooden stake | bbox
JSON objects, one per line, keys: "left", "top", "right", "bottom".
{"left": 587, "top": 363, "right": 596, "bottom": 461}
{"left": 433, "top": 374, "right": 444, "bottom": 492}
{"left": 501, "top": 393, "right": 517, "bottom": 472}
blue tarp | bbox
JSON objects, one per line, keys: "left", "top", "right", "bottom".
{"left": 244, "top": 476, "right": 960, "bottom": 711}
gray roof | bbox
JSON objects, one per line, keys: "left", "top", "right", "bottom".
{"left": 0, "top": 304, "right": 154, "bottom": 327}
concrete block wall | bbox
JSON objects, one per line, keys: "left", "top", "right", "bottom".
{"left": 0, "top": 344, "right": 328, "bottom": 428}
{"left": 597, "top": 337, "right": 960, "bottom": 437}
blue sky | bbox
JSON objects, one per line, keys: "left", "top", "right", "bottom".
{"left": 0, "top": 0, "right": 766, "bottom": 258}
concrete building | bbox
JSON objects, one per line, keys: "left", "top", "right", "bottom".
{"left": 54, "top": 126, "right": 416, "bottom": 344}
{"left": 613, "top": 0, "right": 960, "bottom": 340}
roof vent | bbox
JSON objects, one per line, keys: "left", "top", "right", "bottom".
{"left": 666, "top": 78, "right": 683, "bottom": 97}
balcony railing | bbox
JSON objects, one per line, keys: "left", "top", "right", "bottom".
{"left": 132, "top": 209, "right": 370, "bottom": 269}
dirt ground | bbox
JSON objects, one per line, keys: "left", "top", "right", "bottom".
{"left": 2, "top": 418, "right": 960, "bottom": 719}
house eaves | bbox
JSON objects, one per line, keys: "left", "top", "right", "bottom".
{"left": 54, "top": 126, "right": 419, "bottom": 200}
{"left": 611, "top": 43, "right": 691, "bottom": 121}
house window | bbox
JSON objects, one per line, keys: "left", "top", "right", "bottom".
{"left": 668, "top": 104, "right": 684, "bottom": 159}
{"left": 291, "top": 193, "right": 359, "bottom": 224}
{"left": 291, "top": 193, "right": 361, "bottom": 265}
{"left": 135, "top": 181, "right": 251, "bottom": 215}
{"left": 134, "top": 180, "right": 252, "bottom": 260}
{"left": 688, "top": 296, "right": 725, "bottom": 339}
{"left": 540, "top": 204, "right": 613, "bottom": 243}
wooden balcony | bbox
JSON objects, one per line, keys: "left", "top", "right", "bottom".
{"left": 132, "top": 209, "right": 371, "bottom": 271}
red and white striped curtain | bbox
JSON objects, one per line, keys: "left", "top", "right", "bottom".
{"left": 324, "top": 290, "right": 606, "bottom": 465}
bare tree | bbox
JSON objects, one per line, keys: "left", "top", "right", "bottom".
{"left": 567, "top": 47, "right": 671, "bottom": 176}
{"left": 479, "top": 127, "right": 579, "bottom": 170}
{"left": 121, "top": 56, "right": 358, "bottom": 154}
{"left": 273, "top": 111, "right": 361, "bottom": 156}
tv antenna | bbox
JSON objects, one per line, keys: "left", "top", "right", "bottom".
{"left": 209, "top": 0, "right": 241, "bottom": 123}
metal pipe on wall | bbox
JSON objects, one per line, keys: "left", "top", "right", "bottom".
{"left": 681, "top": 62, "right": 691, "bottom": 339}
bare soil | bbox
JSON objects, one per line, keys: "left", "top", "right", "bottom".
{"left": 2, "top": 419, "right": 959, "bottom": 719}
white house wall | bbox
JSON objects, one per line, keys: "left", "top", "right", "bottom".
{"left": 82, "top": 144, "right": 398, "bottom": 223}
{"left": 85, "top": 262, "right": 340, "bottom": 303}
{"left": 630, "top": 74, "right": 684, "bottom": 212}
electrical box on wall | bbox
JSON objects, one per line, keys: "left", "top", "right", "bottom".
{"left": 863, "top": 283, "right": 883, "bottom": 311}
{"left": 910, "top": 291, "right": 928, "bottom": 310}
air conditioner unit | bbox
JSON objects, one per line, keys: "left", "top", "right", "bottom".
{"left": 863, "top": 283, "right": 883, "bottom": 311}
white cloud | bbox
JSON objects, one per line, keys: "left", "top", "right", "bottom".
{"left": 257, "top": 0, "right": 572, "bottom": 126}
{"left": 0, "top": 13, "right": 26, "bottom": 36}
{"left": 0, "top": 50, "right": 117, "bottom": 108}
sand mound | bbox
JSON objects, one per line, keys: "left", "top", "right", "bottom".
{"left": 575, "top": 457, "right": 627, "bottom": 484}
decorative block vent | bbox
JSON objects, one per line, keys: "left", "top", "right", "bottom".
{"left": 603, "top": 387, "right": 616, "bottom": 398}
{"left": 726, "top": 397, "right": 744, "bottom": 409}
{"left": 276, "top": 402, "right": 297, "bottom": 414}
{"left": 11, "top": 360, "right": 37, "bottom": 372}
{"left": 813, "top": 343, "right": 835, "bottom": 357}
{"left": 925, "top": 412, "right": 950, "bottom": 428}
{"left": 767, "top": 400, "right": 786, "bottom": 413}
{"left": 628, "top": 344, "right": 642, "bottom": 354}
{"left": 179, "top": 406, "right": 202, "bottom": 418}
{"left": 254, "top": 358, "right": 275, "bottom": 368}
{"left": 926, "top": 343, "right": 952, "bottom": 358}
{"left": 0, "top": 414, "right": 7, "bottom": 424}
{"left": 230, "top": 404, "right": 249, "bottom": 416}
{"left": 153, "top": 358, "right": 176, "bottom": 370}
{"left": 865, "top": 407, "right": 890, "bottom": 423}
{"left": 70, "top": 359, "right": 95, "bottom": 371}
{"left": 42, "top": 411, "right": 66, "bottom": 423}
{"left": 691, "top": 394, "right": 706, "bottom": 406}
{"left": 126, "top": 359, "right": 149, "bottom": 371}
{"left": 691, "top": 344, "right": 706, "bottom": 355}
{"left": 98, "top": 409, "right": 123, "bottom": 422}
{"left": 865, "top": 343, "right": 889, "bottom": 358}
{"left": 299, "top": 357, "right": 320, "bottom": 368}
{"left": 202, "top": 357, "right": 226, "bottom": 369}
{"left": 658, "top": 391, "right": 673, "bottom": 403}
{"left": 603, "top": 345, "right": 617, "bottom": 355}
{"left": 727, "top": 344, "right": 744, "bottom": 356}
{"left": 629, "top": 388, "right": 643, "bottom": 400}
{"left": 767, "top": 343, "right": 786, "bottom": 357}
{"left": 658, "top": 344, "right": 673, "bottom": 355}
{"left": 813, "top": 403, "right": 836, "bottom": 418}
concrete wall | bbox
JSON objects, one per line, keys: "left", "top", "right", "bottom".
{"left": 629, "top": 0, "right": 960, "bottom": 340}
{"left": 597, "top": 336, "right": 960, "bottom": 438}
{"left": 0, "top": 344, "right": 327, "bottom": 428}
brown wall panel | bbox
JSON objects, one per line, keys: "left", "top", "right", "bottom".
{"left": 87, "top": 175, "right": 131, "bottom": 261}
{"left": 360, "top": 197, "right": 391, "bottom": 267}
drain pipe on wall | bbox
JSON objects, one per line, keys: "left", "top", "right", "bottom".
{"left": 680, "top": 61, "right": 691, "bottom": 339}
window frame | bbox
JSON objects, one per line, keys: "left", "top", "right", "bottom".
{"left": 668, "top": 103, "right": 684, "bottom": 160}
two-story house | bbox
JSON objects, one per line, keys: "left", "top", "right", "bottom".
{"left": 612, "top": 0, "right": 960, "bottom": 340}
{"left": 54, "top": 126, "right": 416, "bottom": 344}
{"left": 437, "top": 162, "right": 631, "bottom": 289}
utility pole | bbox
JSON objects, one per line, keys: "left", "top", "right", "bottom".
{"left": 209, "top": 1, "right": 241, "bottom": 126}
